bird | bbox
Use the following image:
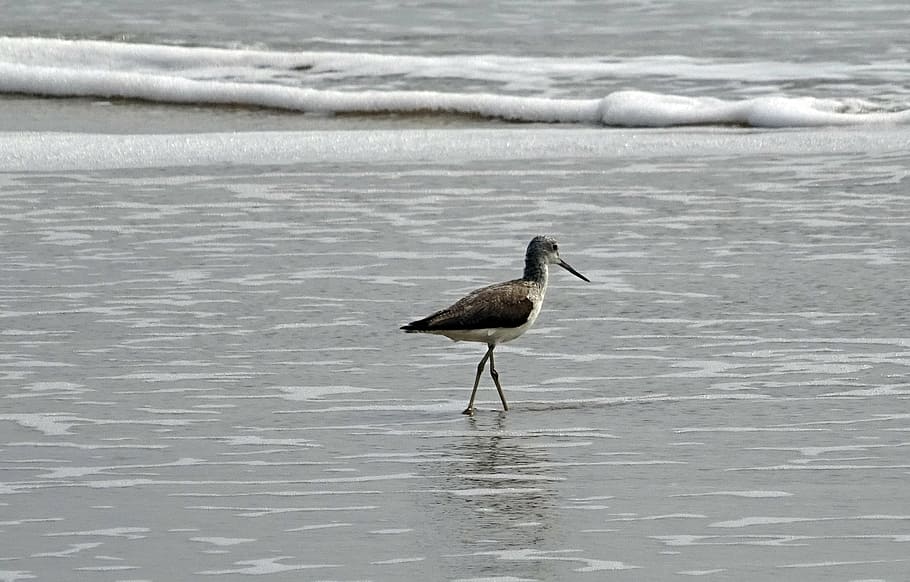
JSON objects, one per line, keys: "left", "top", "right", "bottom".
{"left": 401, "top": 235, "right": 589, "bottom": 415}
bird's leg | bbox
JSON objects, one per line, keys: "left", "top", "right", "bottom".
{"left": 488, "top": 349, "right": 508, "bottom": 411}
{"left": 463, "top": 344, "right": 494, "bottom": 415}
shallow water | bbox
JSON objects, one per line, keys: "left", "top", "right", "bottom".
{"left": 2, "top": 132, "right": 908, "bottom": 580}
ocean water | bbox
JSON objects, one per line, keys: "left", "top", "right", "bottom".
{"left": 1, "top": 2, "right": 910, "bottom": 581}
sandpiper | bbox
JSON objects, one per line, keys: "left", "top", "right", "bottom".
{"left": 401, "top": 235, "right": 589, "bottom": 415}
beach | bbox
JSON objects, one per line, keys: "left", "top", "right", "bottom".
{"left": 1, "top": 1, "right": 909, "bottom": 580}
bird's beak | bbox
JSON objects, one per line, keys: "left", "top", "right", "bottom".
{"left": 558, "top": 259, "right": 590, "bottom": 282}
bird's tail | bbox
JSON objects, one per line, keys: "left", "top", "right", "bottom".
{"left": 400, "top": 316, "right": 434, "bottom": 333}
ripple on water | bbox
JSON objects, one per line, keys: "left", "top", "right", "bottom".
{"left": 2, "top": 144, "right": 909, "bottom": 581}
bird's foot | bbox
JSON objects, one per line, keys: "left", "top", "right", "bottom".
{"left": 462, "top": 407, "right": 476, "bottom": 416}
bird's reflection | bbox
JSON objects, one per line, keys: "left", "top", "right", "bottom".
{"left": 416, "top": 413, "right": 558, "bottom": 552}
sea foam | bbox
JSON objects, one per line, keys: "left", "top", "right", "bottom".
{"left": 2, "top": 36, "right": 909, "bottom": 128}
{"left": 3, "top": 129, "right": 910, "bottom": 172}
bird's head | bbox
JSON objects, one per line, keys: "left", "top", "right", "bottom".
{"left": 527, "top": 235, "right": 589, "bottom": 282}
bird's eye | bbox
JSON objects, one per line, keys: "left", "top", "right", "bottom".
{"left": 553, "top": 244, "right": 558, "bottom": 252}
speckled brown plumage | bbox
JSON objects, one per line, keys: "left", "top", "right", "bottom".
{"left": 401, "top": 279, "right": 538, "bottom": 332}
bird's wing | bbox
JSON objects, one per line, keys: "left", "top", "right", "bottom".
{"left": 403, "top": 280, "right": 535, "bottom": 331}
